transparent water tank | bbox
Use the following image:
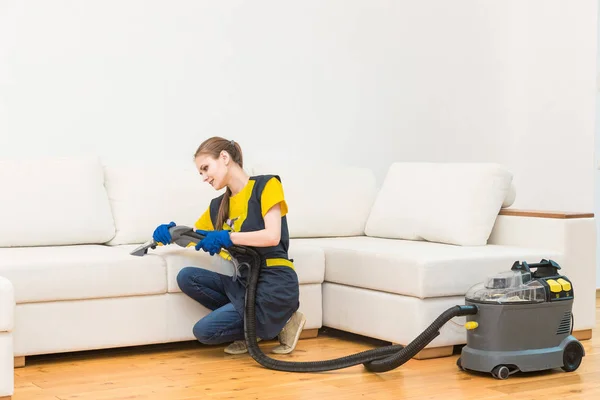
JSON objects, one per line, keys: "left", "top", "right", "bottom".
{"left": 466, "top": 270, "right": 547, "bottom": 304}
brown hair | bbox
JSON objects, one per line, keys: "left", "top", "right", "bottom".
{"left": 194, "top": 137, "right": 243, "bottom": 230}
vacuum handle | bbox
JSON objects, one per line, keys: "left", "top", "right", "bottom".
{"left": 511, "top": 259, "right": 561, "bottom": 278}
{"left": 168, "top": 225, "right": 205, "bottom": 248}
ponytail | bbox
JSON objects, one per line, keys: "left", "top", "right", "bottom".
{"left": 216, "top": 187, "right": 232, "bottom": 230}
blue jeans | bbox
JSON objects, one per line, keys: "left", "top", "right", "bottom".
{"left": 177, "top": 266, "right": 244, "bottom": 345}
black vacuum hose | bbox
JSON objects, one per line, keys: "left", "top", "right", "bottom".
{"left": 227, "top": 243, "right": 478, "bottom": 373}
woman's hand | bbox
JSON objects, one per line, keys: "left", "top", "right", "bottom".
{"left": 153, "top": 221, "right": 176, "bottom": 245}
{"left": 195, "top": 230, "right": 233, "bottom": 255}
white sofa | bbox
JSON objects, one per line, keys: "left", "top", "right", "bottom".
{"left": 0, "top": 156, "right": 596, "bottom": 394}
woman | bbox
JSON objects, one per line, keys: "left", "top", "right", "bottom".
{"left": 152, "top": 136, "right": 305, "bottom": 355}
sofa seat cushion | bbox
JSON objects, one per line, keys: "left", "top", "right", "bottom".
{"left": 117, "top": 240, "right": 325, "bottom": 293}
{"left": 293, "top": 237, "right": 563, "bottom": 299}
{"left": 0, "top": 245, "right": 166, "bottom": 304}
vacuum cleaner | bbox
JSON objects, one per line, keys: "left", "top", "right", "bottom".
{"left": 130, "top": 225, "right": 585, "bottom": 378}
{"left": 458, "top": 259, "right": 585, "bottom": 379}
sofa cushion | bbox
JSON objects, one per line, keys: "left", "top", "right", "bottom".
{"left": 0, "top": 156, "right": 115, "bottom": 247}
{"left": 364, "top": 162, "right": 513, "bottom": 246}
{"left": 0, "top": 246, "right": 167, "bottom": 304}
{"left": 103, "top": 162, "right": 225, "bottom": 245}
{"left": 294, "top": 237, "right": 563, "bottom": 299}
{"left": 118, "top": 240, "right": 325, "bottom": 292}
{"left": 252, "top": 163, "right": 377, "bottom": 238}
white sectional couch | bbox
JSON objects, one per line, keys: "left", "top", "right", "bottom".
{"left": 0, "top": 156, "right": 596, "bottom": 397}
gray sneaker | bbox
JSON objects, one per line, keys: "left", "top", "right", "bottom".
{"left": 271, "top": 311, "right": 306, "bottom": 354}
{"left": 224, "top": 338, "right": 261, "bottom": 355}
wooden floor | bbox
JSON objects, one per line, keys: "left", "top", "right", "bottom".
{"left": 11, "top": 301, "right": 600, "bottom": 400}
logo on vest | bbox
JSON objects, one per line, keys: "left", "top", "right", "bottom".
{"left": 226, "top": 216, "right": 239, "bottom": 230}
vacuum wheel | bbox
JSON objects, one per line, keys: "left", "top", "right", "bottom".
{"left": 562, "top": 341, "right": 585, "bottom": 372}
{"left": 456, "top": 357, "right": 465, "bottom": 371}
{"left": 491, "top": 365, "right": 511, "bottom": 380}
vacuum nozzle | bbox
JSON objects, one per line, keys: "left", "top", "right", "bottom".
{"left": 129, "top": 239, "right": 157, "bottom": 256}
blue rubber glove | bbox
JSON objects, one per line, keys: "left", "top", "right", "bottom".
{"left": 153, "top": 221, "right": 176, "bottom": 245}
{"left": 195, "top": 230, "right": 233, "bottom": 256}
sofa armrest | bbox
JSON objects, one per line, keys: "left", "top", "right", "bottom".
{"left": 0, "top": 276, "right": 14, "bottom": 333}
{"left": 489, "top": 209, "right": 596, "bottom": 332}
{"left": 0, "top": 276, "right": 14, "bottom": 398}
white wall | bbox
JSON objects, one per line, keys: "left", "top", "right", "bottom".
{"left": 503, "top": 2, "right": 597, "bottom": 213}
{"left": 0, "top": 1, "right": 596, "bottom": 210}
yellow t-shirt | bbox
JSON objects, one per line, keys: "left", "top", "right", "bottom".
{"left": 194, "top": 176, "right": 287, "bottom": 231}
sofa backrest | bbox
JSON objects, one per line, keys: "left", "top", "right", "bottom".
{"left": 364, "top": 162, "right": 513, "bottom": 246}
{"left": 0, "top": 156, "right": 115, "bottom": 247}
{"left": 252, "top": 163, "right": 377, "bottom": 237}
{"left": 103, "top": 162, "right": 224, "bottom": 245}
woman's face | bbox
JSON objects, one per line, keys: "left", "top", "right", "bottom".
{"left": 195, "top": 152, "right": 229, "bottom": 190}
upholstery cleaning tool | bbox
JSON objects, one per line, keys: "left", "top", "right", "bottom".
{"left": 131, "top": 226, "right": 584, "bottom": 378}
{"left": 130, "top": 226, "right": 245, "bottom": 280}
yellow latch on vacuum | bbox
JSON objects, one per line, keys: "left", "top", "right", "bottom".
{"left": 557, "top": 278, "right": 572, "bottom": 292}
{"left": 546, "top": 279, "right": 562, "bottom": 293}
{"left": 464, "top": 321, "right": 479, "bottom": 330}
